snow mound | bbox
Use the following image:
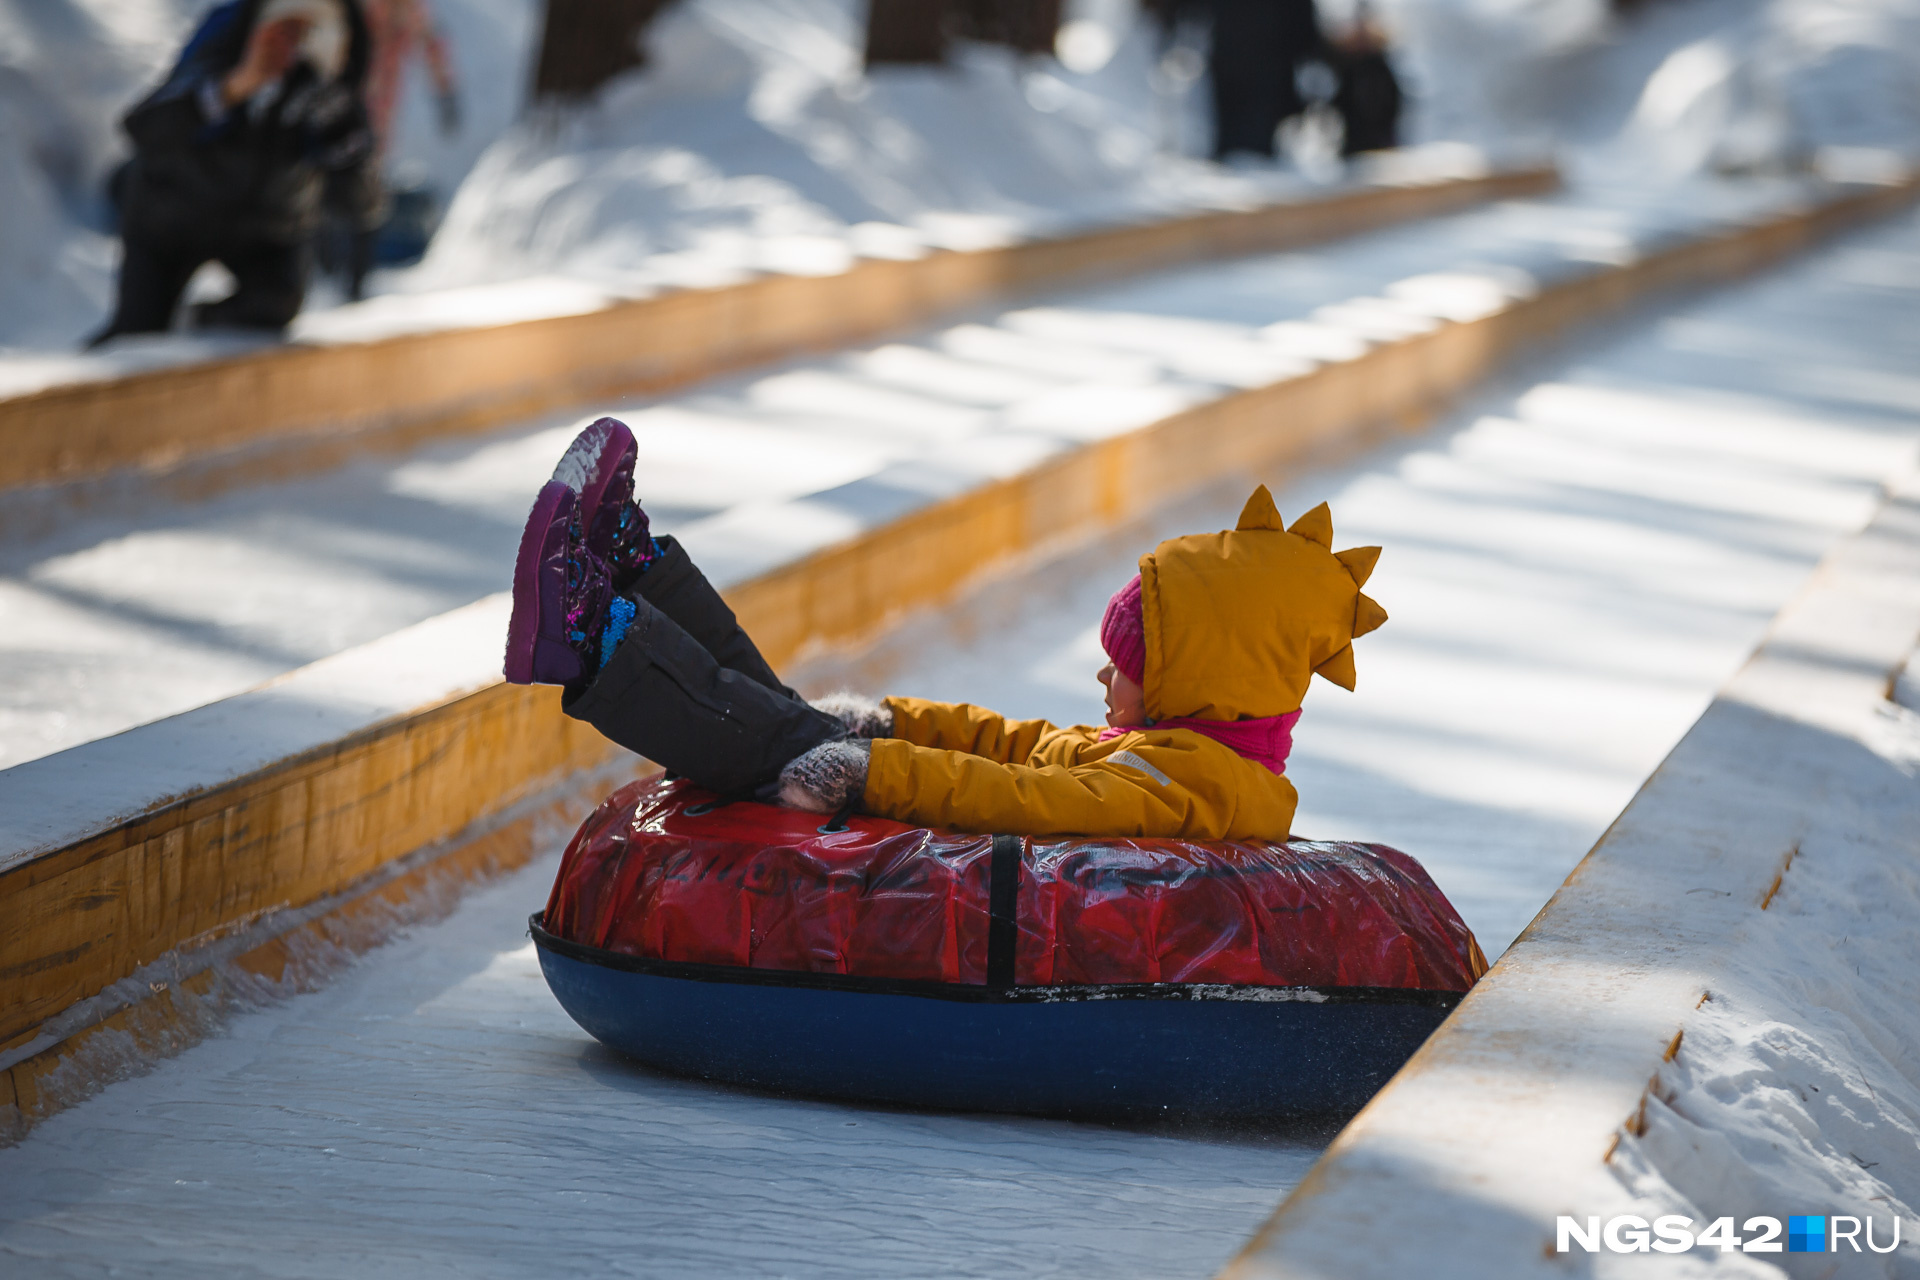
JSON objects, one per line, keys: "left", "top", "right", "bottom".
{"left": 1378, "top": 0, "right": 1920, "bottom": 180}
{"left": 408, "top": 0, "right": 1290, "bottom": 294}
{"left": 1610, "top": 685, "right": 1920, "bottom": 1274}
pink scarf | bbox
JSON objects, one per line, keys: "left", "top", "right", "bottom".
{"left": 1098, "top": 708, "right": 1303, "bottom": 775}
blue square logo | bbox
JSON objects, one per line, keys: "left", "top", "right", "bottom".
{"left": 1789, "top": 1216, "right": 1827, "bottom": 1252}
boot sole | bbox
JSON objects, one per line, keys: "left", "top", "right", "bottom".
{"left": 504, "top": 481, "right": 575, "bottom": 684}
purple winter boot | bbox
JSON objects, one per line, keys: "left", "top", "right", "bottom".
{"left": 505, "top": 417, "right": 665, "bottom": 684}
{"left": 504, "top": 480, "right": 618, "bottom": 685}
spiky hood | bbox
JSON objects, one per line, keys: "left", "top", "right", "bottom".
{"left": 1138, "top": 486, "right": 1385, "bottom": 721}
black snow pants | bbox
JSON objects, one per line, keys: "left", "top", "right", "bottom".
{"left": 561, "top": 536, "right": 847, "bottom": 798}
{"left": 93, "top": 234, "right": 307, "bottom": 343}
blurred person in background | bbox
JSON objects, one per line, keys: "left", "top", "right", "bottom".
{"left": 89, "top": 0, "right": 376, "bottom": 346}
{"left": 1206, "top": 0, "right": 1322, "bottom": 161}
{"left": 1329, "top": 1, "right": 1401, "bottom": 156}
{"left": 328, "top": 0, "right": 461, "bottom": 300}
{"left": 363, "top": 0, "right": 459, "bottom": 156}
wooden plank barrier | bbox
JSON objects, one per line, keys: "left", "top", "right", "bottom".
{"left": 2, "top": 171, "right": 1914, "bottom": 1144}
{"left": 0, "top": 167, "right": 1557, "bottom": 498}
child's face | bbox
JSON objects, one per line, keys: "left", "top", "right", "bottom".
{"left": 1098, "top": 661, "right": 1149, "bottom": 728}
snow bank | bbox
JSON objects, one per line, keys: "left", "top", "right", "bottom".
{"left": 406, "top": 0, "right": 1289, "bottom": 293}
{"left": 1593, "top": 0, "right": 1920, "bottom": 181}
{"left": 1374, "top": 0, "right": 1920, "bottom": 180}
{"left": 1369, "top": 0, "right": 1613, "bottom": 155}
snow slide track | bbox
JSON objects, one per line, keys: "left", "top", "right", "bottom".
{"left": 1, "top": 167, "right": 1916, "bottom": 1145}
{"left": 0, "top": 165, "right": 1555, "bottom": 499}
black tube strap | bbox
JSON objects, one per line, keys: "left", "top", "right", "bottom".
{"left": 817, "top": 795, "right": 860, "bottom": 834}
{"left": 986, "top": 834, "right": 1021, "bottom": 990}
{"left": 683, "top": 788, "right": 756, "bottom": 817}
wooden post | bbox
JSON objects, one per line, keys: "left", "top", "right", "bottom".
{"left": 532, "top": 0, "right": 675, "bottom": 99}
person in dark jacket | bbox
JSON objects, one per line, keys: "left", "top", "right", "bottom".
{"left": 90, "top": 0, "right": 377, "bottom": 346}
{"left": 1329, "top": 3, "right": 1401, "bottom": 157}
{"left": 1206, "top": 0, "right": 1321, "bottom": 161}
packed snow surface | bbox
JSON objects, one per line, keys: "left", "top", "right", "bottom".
{"left": 0, "top": 856, "right": 1328, "bottom": 1280}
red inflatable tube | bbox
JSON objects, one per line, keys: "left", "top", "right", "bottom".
{"left": 545, "top": 777, "right": 1488, "bottom": 992}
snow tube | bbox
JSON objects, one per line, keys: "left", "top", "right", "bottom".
{"left": 533, "top": 776, "right": 1487, "bottom": 1120}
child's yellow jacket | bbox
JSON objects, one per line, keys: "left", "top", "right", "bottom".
{"left": 860, "top": 487, "right": 1386, "bottom": 840}
{"left": 864, "top": 698, "right": 1297, "bottom": 840}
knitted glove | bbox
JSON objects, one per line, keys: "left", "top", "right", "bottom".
{"left": 812, "top": 691, "right": 893, "bottom": 738}
{"left": 778, "top": 740, "right": 870, "bottom": 813}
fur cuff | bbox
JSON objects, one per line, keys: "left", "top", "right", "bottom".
{"left": 777, "top": 739, "right": 871, "bottom": 813}
{"left": 812, "top": 691, "right": 893, "bottom": 738}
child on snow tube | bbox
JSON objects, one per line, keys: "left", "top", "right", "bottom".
{"left": 504, "top": 418, "right": 1386, "bottom": 841}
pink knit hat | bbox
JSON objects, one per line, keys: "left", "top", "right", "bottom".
{"left": 1100, "top": 575, "right": 1146, "bottom": 687}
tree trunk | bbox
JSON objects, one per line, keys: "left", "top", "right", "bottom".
{"left": 532, "top": 0, "right": 675, "bottom": 100}
{"left": 865, "top": 0, "right": 1063, "bottom": 68}
{"left": 953, "top": 0, "right": 1062, "bottom": 55}
{"left": 866, "top": 0, "right": 948, "bottom": 65}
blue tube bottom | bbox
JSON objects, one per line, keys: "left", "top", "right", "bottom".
{"left": 536, "top": 945, "right": 1450, "bottom": 1120}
